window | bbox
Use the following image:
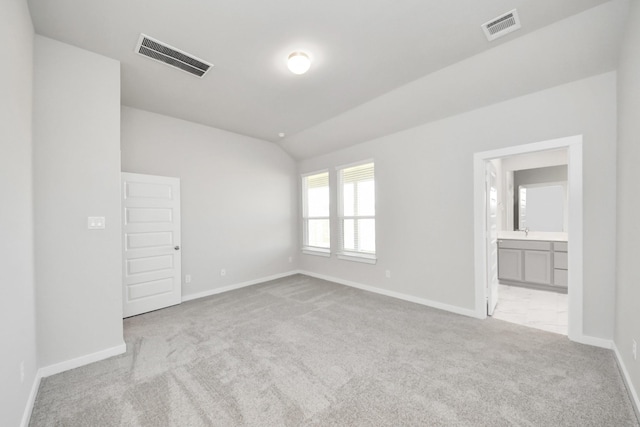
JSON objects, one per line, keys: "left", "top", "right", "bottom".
{"left": 338, "top": 161, "right": 376, "bottom": 262}
{"left": 302, "top": 171, "right": 330, "bottom": 254}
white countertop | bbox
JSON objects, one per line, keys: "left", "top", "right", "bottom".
{"left": 497, "top": 231, "right": 568, "bottom": 242}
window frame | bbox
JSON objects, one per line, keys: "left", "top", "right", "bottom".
{"left": 336, "top": 160, "right": 377, "bottom": 264}
{"left": 301, "top": 169, "right": 331, "bottom": 256}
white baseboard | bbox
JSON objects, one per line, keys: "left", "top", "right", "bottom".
{"left": 20, "top": 372, "right": 42, "bottom": 427}
{"left": 572, "top": 334, "right": 613, "bottom": 349}
{"left": 613, "top": 343, "right": 640, "bottom": 420}
{"left": 20, "top": 270, "right": 297, "bottom": 425}
{"left": 21, "top": 342, "right": 127, "bottom": 426}
{"left": 298, "top": 270, "right": 478, "bottom": 318}
{"left": 38, "top": 342, "right": 127, "bottom": 379}
{"left": 296, "top": 271, "right": 620, "bottom": 352}
{"left": 19, "top": 272, "right": 637, "bottom": 425}
{"left": 181, "top": 270, "right": 299, "bottom": 302}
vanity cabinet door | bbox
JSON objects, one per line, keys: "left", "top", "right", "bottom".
{"left": 498, "top": 249, "right": 523, "bottom": 282}
{"left": 523, "top": 250, "right": 552, "bottom": 285}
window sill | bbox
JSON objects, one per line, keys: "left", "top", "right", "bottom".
{"left": 302, "top": 248, "right": 331, "bottom": 257}
{"left": 337, "top": 252, "right": 377, "bottom": 264}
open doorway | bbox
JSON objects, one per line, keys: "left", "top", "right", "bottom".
{"left": 489, "top": 151, "right": 568, "bottom": 335}
{"left": 473, "top": 135, "right": 584, "bottom": 342}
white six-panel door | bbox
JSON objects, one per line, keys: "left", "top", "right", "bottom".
{"left": 121, "top": 173, "right": 182, "bottom": 318}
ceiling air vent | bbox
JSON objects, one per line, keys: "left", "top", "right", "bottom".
{"left": 482, "top": 9, "right": 521, "bottom": 41}
{"left": 135, "top": 34, "right": 212, "bottom": 78}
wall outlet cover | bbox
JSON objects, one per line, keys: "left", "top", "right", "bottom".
{"left": 87, "top": 216, "right": 106, "bottom": 229}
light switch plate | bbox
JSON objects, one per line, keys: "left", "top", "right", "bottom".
{"left": 88, "top": 216, "right": 106, "bottom": 229}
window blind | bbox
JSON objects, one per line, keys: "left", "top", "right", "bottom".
{"left": 302, "top": 171, "right": 330, "bottom": 250}
{"left": 338, "top": 162, "right": 375, "bottom": 256}
{"left": 306, "top": 172, "right": 329, "bottom": 189}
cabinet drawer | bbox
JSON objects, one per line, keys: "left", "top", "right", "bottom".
{"left": 554, "top": 252, "right": 568, "bottom": 269}
{"left": 553, "top": 242, "right": 568, "bottom": 252}
{"left": 554, "top": 269, "right": 568, "bottom": 287}
{"left": 498, "top": 240, "right": 551, "bottom": 251}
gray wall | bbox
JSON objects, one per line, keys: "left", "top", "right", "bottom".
{"left": 34, "top": 36, "right": 124, "bottom": 367}
{"left": 2, "top": 2, "right": 634, "bottom": 422}
{"left": 0, "top": 1, "right": 37, "bottom": 425}
{"left": 616, "top": 0, "right": 640, "bottom": 405}
{"left": 121, "top": 107, "right": 298, "bottom": 298}
{"left": 299, "top": 72, "right": 617, "bottom": 340}
{"left": 514, "top": 165, "right": 567, "bottom": 187}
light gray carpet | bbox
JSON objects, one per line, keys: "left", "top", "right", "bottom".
{"left": 30, "top": 274, "right": 639, "bottom": 426}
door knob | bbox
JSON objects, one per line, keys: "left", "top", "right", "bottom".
{"left": 174, "top": 246, "right": 180, "bottom": 250}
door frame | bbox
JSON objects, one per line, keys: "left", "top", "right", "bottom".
{"left": 473, "top": 135, "right": 583, "bottom": 342}
{"left": 486, "top": 161, "right": 499, "bottom": 316}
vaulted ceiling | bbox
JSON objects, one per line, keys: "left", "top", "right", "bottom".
{"left": 27, "top": 0, "right": 623, "bottom": 158}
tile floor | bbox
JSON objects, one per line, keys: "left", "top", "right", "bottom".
{"left": 491, "top": 284, "right": 568, "bottom": 335}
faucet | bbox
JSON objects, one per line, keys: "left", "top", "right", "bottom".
{"left": 520, "top": 227, "right": 529, "bottom": 237}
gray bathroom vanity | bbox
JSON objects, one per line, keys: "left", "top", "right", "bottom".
{"left": 497, "top": 239, "right": 568, "bottom": 293}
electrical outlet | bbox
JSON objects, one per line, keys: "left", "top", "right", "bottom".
{"left": 185, "top": 274, "right": 191, "bottom": 283}
{"left": 87, "top": 216, "right": 106, "bottom": 229}
{"left": 385, "top": 270, "right": 391, "bottom": 278}
{"left": 633, "top": 339, "right": 637, "bottom": 361}
{"left": 20, "top": 361, "right": 24, "bottom": 383}
{"left": 220, "top": 269, "right": 226, "bottom": 277}
{"left": 288, "top": 256, "right": 293, "bottom": 263}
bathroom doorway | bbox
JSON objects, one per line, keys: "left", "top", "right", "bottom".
{"left": 473, "top": 135, "right": 584, "bottom": 342}
{"left": 489, "top": 151, "right": 568, "bottom": 335}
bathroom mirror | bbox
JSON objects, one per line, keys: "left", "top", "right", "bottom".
{"left": 518, "top": 183, "right": 566, "bottom": 232}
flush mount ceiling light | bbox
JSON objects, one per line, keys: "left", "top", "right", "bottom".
{"left": 287, "top": 51, "right": 311, "bottom": 75}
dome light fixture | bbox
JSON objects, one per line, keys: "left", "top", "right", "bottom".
{"left": 287, "top": 51, "right": 311, "bottom": 75}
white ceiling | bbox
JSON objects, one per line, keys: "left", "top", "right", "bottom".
{"left": 28, "top": 0, "right": 618, "bottom": 158}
